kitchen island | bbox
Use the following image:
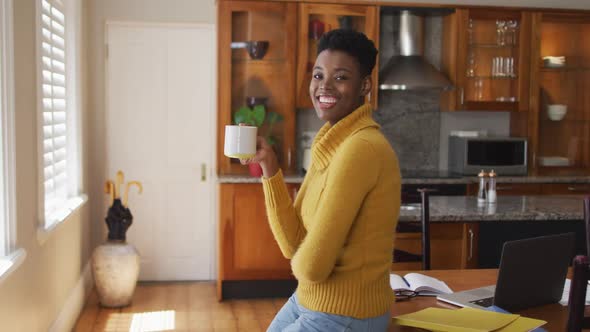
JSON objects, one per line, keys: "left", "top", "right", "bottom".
{"left": 399, "top": 195, "right": 585, "bottom": 222}
{"left": 397, "top": 195, "right": 587, "bottom": 269}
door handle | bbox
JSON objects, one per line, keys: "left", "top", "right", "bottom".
{"left": 468, "top": 228, "right": 474, "bottom": 261}
{"left": 568, "top": 186, "right": 589, "bottom": 192}
{"left": 201, "top": 163, "right": 206, "bottom": 182}
{"left": 460, "top": 87, "right": 464, "bottom": 106}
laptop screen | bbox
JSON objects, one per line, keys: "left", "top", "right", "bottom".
{"left": 493, "top": 232, "right": 575, "bottom": 312}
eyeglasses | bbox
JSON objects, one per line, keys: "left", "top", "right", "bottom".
{"left": 394, "top": 290, "right": 418, "bottom": 302}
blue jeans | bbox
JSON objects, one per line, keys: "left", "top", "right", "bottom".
{"left": 267, "top": 293, "right": 391, "bottom": 332}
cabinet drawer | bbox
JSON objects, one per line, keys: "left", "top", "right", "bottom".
{"left": 542, "top": 183, "right": 590, "bottom": 195}
{"left": 392, "top": 223, "right": 478, "bottom": 270}
{"left": 495, "top": 183, "right": 542, "bottom": 195}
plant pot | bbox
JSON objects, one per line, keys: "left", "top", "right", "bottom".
{"left": 249, "top": 163, "right": 263, "bottom": 177}
{"left": 91, "top": 240, "right": 140, "bottom": 307}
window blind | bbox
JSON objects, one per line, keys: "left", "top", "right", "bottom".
{"left": 40, "top": 0, "right": 68, "bottom": 224}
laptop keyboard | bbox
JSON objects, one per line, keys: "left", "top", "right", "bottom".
{"left": 470, "top": 297, "right": 494, "bottom": 307}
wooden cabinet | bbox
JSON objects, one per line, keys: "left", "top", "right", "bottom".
{"left": 392, "top": 223, "right": 479, "bottom": 271}
{"left": 542, "top": 183, "right": 590, "bottom": 195}
{"left": 218, "top": 183, "right": 299, "bottom": 298}
{"left": 441, "top": 9, "right": 531, "bottom": 112}
{"left": 528, "top": 12, "right": 590, "bottom": 176}
{"left": 217, "top": 1, "right": 297, "bottom": 175}
{"left": 296, "top": 3, "right": 379, "bottom": 110}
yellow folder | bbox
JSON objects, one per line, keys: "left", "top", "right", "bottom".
{"left": 392, "top": 307, "right": 546, "bottom": 332}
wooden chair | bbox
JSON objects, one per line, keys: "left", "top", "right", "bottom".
{"left": 393, "top": 188, "right": 435, "bottom": 270}
{"left": 566, "top": 196, "right": 590, "bottom": 331}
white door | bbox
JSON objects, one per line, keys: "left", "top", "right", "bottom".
{"left": 105, "top": 23, "right": 215, "bottom": 280}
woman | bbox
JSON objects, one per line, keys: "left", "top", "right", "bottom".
{"left": 243, "top": 29, "right": 401, "bottom": 331}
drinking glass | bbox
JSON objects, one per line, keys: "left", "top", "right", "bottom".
{"left": 507, "top": 20, "right": 518, "bottom": 45}
{"left": 466, "top": 50, "right": 476, "bottom": 77}
{"left": 467, "top": 19, "right": 474, "bottom": 45}
{"left": 492, "top": 57, "right": 505, "bottom": 77}
{"left": 507, "top": 57, "right": 514, "bottom": 77}
{"left": 496, "top": 20, "right": 506, "bottom": 45}
{"left": 491, "top": 57, "right": 497, "bottom": 77}
{"left": 474, "top": 78, "right": 484, "bottom": 100}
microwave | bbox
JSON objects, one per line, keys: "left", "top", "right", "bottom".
{"left": 448, "top": 136, "right": 528, "bottom": 175}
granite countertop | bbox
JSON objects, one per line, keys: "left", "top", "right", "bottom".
{"left": 218, "top": 174, "right": 305, "bottom": 184}
{"left": 399, "top": 195, "right": 585, "bottom": 223}
{"left": 218, "top": 174, "right": 590, "bottom": 185}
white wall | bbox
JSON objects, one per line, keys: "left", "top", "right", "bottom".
{"left": 85, "top": 0, "right": 216, "bottom": 251}
{"left": 0, "top": 0, "right": 92, "bottom": 331}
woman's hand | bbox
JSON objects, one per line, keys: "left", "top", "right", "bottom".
{"left": 240, "top": 136, "right": 280, "bottom": 178}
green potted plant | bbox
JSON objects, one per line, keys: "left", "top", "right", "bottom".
{"left": 233, "top": 97, "right": 284, "bottom": 177}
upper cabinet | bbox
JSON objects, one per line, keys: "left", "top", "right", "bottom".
{"left": 296, "top": 3, "right": 379, "bottom": 110}
{"left": 442, "top": 9, "right": 531, "bottom": 112}
{"left": 217, "top": 1, "right": 297, "bottom": 175}
{"left": 528, "top": 13, "right": 590, "bottom": 175}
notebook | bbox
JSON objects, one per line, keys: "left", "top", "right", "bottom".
{"left": 390, "top": 272, "right": 453, "bottom": 296}
{"left": 437, "top": 232, "right": 575, "bottom": 312}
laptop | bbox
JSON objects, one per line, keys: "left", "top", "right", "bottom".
{"left": 437, "top": 232, "right": 575, "bottom": 312}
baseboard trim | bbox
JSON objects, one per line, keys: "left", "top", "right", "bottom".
{"left": 49, "top": 261, "right": 94, "bottom": 332}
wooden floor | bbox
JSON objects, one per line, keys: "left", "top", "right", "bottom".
{"left": 74, "top": 282, "right": 286, "bottom": 332}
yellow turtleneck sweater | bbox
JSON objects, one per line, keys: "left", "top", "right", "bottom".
{"left": 262, "top": 103, "right": 401, "bottom": 319}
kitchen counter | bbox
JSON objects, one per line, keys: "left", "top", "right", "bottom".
{"left": 218, "top": 174, "right": 590, "bottom": 185}
{"left": 399, "top": 195, "right": 585, "bottom": 222}
{"left": 218, "top": 174, "right": 305, "bottom": 184}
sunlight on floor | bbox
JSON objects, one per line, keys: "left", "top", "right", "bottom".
{"left": 130, "top": 310, "right": 175, "bottom": 332}
{"left": 105, "top": 310, "right": 175, "bottom": 332}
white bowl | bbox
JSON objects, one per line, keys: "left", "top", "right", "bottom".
{"left": 547, "top": 104, "right": 567, "bottom": 121}
{"left": 543, "top": 56, "right": 566, "bottom": 68}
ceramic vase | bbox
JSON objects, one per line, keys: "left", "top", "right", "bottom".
{"left": 91, "top": 240, "right": 140, "bottom": 307}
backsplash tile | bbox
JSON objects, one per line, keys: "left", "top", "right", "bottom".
{"left": 375, "top": 90, "right": 441, "bottom": 171}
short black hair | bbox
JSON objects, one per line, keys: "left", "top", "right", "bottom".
{"left": 317, "top": 29, "right": 378, "bottom": 77}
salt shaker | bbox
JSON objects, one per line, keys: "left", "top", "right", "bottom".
{"left": 487, "top": 170, "right": 497, "bottom": 204}
{"left": 477, "top": 170, "right": 487, "bottom": 204}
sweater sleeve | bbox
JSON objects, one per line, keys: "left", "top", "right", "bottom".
{"left": 262, "top": 169, "right": 307, "bottom": 259}
{"left": 290, "top": 138, "right": 381, "bottom": 283}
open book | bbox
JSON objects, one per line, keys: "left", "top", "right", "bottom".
{"left": 390, "top": 273, "right": 453, "bottom": 296}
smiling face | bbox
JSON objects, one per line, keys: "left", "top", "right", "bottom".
{"left": 309, "top": 49, "right": 372, "bottom": 125}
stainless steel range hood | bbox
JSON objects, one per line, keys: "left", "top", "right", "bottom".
{"left": 379, "top": 10, "right": 453, "bottom": 91}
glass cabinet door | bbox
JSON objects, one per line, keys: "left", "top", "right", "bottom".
{"left": 531, "top": 13, "right": 590, "bottom": 175}
{"left": 218, "top": 1, "right": 297, "bottom": 175}
{"left": 458, "top": 10, "right": 528, "bottom": 111}
{"left": 296, "top": 4, "right": 377, "bottom": 109}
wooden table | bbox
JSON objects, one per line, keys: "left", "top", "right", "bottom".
{"left": 388, "top": 269, "right": 575, "bottom": 331}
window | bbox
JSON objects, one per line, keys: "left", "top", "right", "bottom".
{"left": 0, "top": 0, "right": 15, "bottom": 257}
{"left": 0, "top": 0, "right": 25, "bottom": 281}
{"left": 37, "top": 0, "right": 85, "bottom": 231}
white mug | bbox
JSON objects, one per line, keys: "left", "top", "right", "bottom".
{"left": 224, "top": 125, "right": 257, "bottom": 159}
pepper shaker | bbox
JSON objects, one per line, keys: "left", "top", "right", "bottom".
{"left": 477, "top": 170, "right": 488, "bottom": 204}
{"left": 487, "top": 170, "right": 497, "bottom": 204}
